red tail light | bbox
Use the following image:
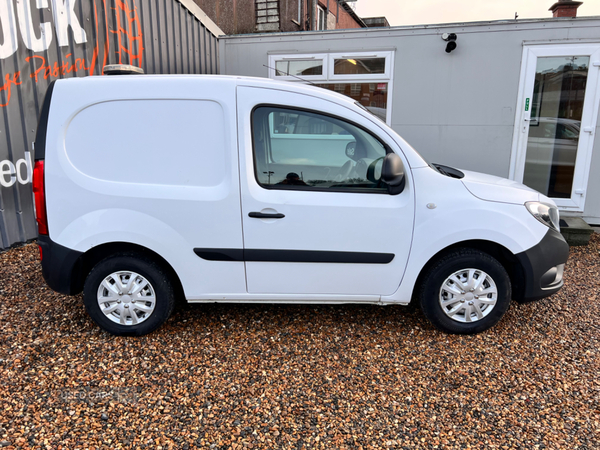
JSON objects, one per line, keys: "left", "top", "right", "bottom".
{"left": 32, "top": 160, "right": 48, "bottom": 235}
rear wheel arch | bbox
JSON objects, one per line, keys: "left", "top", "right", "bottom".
{"left": 83, "top": 253, "right": 176, "bottom": 335}
{"left": 73, "top": 242, "right": 185, "bottom": 302}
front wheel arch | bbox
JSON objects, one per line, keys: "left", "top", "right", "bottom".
{"left": 411, "top": 240, "right": 526, "bottom": 306}
{"left": 418, "top": 248, "right": 512, "bottom": 334}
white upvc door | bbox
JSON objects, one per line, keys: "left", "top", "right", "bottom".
{"left": 510, "top": 43, "right": 600, "bottom": 212}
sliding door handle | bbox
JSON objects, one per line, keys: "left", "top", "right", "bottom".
{"left": 248, "top": 212, "right": 285, "bottom": 219}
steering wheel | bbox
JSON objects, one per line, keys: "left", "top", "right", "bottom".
{"left": 349, "top": 158, "right": 369, "bottom": 180}
{"left": 333, "top": 160, "right": 354, "bottom": 182}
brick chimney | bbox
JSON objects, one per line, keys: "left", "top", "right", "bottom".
{"left": 549, "top": 0, "right": 583, "bottom": 18}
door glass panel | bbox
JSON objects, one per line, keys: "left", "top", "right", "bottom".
{"left": 275, "top": 60, "right": 323, "bottom": 76}
{"left": 523, "top": 56, "right": 589, "bottom": 198}
{"left": 252, "top": 106, "right": 387, "bottom": 190}
{"left": 315, "top": 83, "right": 388, "bottom": 122}
{"left": 333, "top": 58, "right": 385, "bottom": 75}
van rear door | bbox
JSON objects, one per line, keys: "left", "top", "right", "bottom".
{"left": 236, "top": 85, "right": 415, "bottom": 297}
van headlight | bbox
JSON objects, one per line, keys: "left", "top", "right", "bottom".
{"left": 525, "top": 202, "right": 560, "bottom": 231}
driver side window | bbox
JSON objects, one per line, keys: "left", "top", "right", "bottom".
{"left": 252, "top": 106, "right": 387, "bottom": 192}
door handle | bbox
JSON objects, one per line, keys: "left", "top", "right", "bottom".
{"left": 248, "top": 212, "right": 285, "bottom": 219}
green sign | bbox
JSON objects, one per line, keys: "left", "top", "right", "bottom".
{"left": 525, "top": 98, "right": 530, "bottom": 111}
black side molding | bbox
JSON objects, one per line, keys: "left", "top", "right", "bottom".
{"left": 193, "top": 248, "right": 244, "bottom": 261}
{"left": 194, "top": 248, "right": 394, "bottom": 264}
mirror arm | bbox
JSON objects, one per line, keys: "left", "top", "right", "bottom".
{"left": 386, "top": 176, "right": 405, "bottom": 195}
{"left": 381, "top": 153, "right": 406, "bottom": 195}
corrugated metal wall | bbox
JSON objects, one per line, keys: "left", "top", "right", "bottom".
{"left": 0, "top": 0, "right": 220, "bottom": 249}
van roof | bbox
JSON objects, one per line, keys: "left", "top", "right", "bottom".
{"left": 56, "top": 74, "right": 357, "bottom": 109}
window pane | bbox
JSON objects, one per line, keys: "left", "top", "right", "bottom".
{"left": 523, "top": 56, "right": 588, "bottom": 198}
{"left": 252, "top": 106, "right": 387, "bottom": 191}
{"left": 315, "top": 83, "right": 388, "bottom": 122}
{"left": 334, "top": 58, "right": 385, "bottom": 75}
{"left": 275, "top": 60, "right": 323, "bottom": 76}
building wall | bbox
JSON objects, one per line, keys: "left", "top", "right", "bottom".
{"left": 0, "top": 0, "right": 221, "bottom": 250}
{"left": 193, "top": 0, "right": 303, "bottom": 34}
{"left": 281, "top": 0, "right": 303, "bottom": 32}
{"left": 220, "top": 18, "right": 600, "bottom": 222}
{"left": 194, "top": 0, "right": 257, "bottom": 34}
{"left": 326, "top": 10, "right": 337, "bottom": 30}
{"left": 330, "top": 2, "right": 362, "bottom": 29}
{"left": 193, "top": 1, "right": 363, "bottom": 35}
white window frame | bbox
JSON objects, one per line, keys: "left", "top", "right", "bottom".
{"left": 268, "top": 51, "right": 395, "bottom": 125}
{"left": 269, "top": 54, "right": 329, "bottom": 81}
{"left": 317, "top": 5, "right": 326, "bottom": 30}
{"left": 327, "top": 51, "right": 393, "bottom": 80}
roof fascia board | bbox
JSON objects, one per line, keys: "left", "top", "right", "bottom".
{"left": 175, "top": 0, "right": 225, "bottom": 37}
{"left": 338, "top": 1, "right": 367, "bottom": 27}
{"left": 221, "top": 16, "right": 600, "bottom": 40}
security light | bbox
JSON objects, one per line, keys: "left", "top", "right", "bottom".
{"left": 441, "top": 33, "right": 458, "bottom": 53}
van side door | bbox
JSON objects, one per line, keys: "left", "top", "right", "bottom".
{"left": 236, "top": 85, "right": 415, "bottom": 297}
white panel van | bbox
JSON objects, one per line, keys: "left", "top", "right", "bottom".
{"left": 33, "top": 75, "right": 569, "bottom": 336}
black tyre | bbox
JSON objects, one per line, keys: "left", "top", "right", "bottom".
{"left": 419, "top": 249, "right": 511, "bottom": 334}
{"left": 83, "top": 254, "right": 175, "bottom": 336}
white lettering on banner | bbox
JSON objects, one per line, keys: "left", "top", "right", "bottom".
{"left": 0, "top": 0, "right": 19, "bottom": 59}
{"left": 0, "top": 0, "right": 86, "bottom": 59}
{"left": 0, "top": 160, "right": 17, "bottom": 187}
{"left": 51, "top": 0, "right": 87, "bottom": 47}
{"left": 0, "top": 151, "right": 33, "bottom": 188}
{"left": 16, "top": 0, "right": 53, "bottom": 52}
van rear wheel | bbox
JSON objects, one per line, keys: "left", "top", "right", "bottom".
{"left": 419, "top": 249, "right": 511, "bottom": 334}
{"left": 83, "top": 254, "right": 175, "bottom": 336}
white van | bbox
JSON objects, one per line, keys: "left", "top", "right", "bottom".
{"left": 33, "top": 75, "right": 569, "bottom": 336}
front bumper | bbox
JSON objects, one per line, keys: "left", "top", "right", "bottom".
{"left": 38, "top": 235, "right": 84, "bottom": 295}
{"left": 514, "top": 228, "right": 569, "bottom": 303}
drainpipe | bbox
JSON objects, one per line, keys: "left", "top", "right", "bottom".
{"left": 311, "top": 0, "right": 316, "bottom": 30}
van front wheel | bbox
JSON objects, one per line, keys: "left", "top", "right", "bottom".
{"left": 419, "top": 249, "right": 511, "bottom": 334}
{"left": 83, "top": 254, "right": 175, "bottom": 336}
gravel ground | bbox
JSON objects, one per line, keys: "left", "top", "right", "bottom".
{"left": 0, "top": 237, "right": 599, "bottom": 449}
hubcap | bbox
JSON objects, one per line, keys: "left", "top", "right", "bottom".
{"left": 439, "top": 268, "right": 498, "bottom": 323}
{"left": 97, "top": 271, "right": 156, "bottom": 326}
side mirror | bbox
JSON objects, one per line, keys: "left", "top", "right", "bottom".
{"left": 381, "top": 153, "right": 405, "bottom": 194}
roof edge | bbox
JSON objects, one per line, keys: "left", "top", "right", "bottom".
{"left": 221, "top": 15, "right": 600, "bottom": 39}
{"left": 339, "top": 1, "right": 367, "bottom": 28}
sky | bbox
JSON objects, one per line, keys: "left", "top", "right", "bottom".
{"left": 354, "top": 0, "right": 600, "bottom": 27}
